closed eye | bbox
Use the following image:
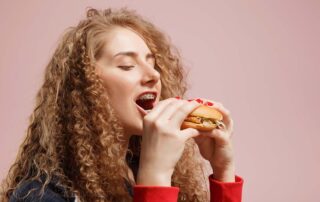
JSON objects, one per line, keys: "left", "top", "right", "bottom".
{"left": 117, "top": 65, "right": 135, "bottom": 70}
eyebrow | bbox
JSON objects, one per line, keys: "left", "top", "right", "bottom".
{"left": 112, "top": 51, "right": 155, "bottom": 60}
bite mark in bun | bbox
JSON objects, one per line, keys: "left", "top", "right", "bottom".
{"left": 181, "top": 105, "right": 225, "bottom": 131}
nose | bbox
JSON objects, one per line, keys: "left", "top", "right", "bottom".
{"left": 140, "top": 64, "right": 160, "bottom": 85}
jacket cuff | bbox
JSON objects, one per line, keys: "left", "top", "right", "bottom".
{"left": 209, "top": 174, "right": 243, "bottom": 202}
{"left": 133, "top": 185, "right": 180, "bottom": 202}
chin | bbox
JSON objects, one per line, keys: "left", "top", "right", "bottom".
{"left": 124, "top": 124, "right": 143, "bottom": 137}
{"left": 130, "top": 128, "right": 143, "bottom": 136}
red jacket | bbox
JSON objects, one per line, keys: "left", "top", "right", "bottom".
{"left": 134, "top": 175, "right": 243, "bottom": 202}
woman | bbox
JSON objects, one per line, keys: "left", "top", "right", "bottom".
{"left": 1, "top": 8, "right": 243, "bottom": 202}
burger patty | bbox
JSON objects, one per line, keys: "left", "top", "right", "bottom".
{"left": 185, "top": 116, "right": 215, "bottom": 125}
{"left": 185, "top": 116, "right": 225, "bottom": 129}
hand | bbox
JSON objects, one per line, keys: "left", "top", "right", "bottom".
{"left": 137, "top": 98, "right": 201, "bottom": 186}
{"left": 192, "top": 98, "right": 236, "bottom": 182}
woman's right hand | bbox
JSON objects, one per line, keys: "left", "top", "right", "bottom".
{"left": 136, "top": 98, "right": 201, "bottom": 186}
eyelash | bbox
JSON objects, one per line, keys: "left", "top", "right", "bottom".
{"left": 117, "top": 65, "right": 135, "bottom": 70}
{"left": 117, "top": 63, "right": 158, "bottom": 71}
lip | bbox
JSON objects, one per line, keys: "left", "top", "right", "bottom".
{"left": 135, "top": 91, "right": 158, "bottom": 116}
{"left": 136, "top": 101, "right": 158, "bottom": 117}
{"left": 135, "top": 91, "right": 158, "bottom": 101}
{"left": 136, "top": 103, "right": 148, "bottom": 116}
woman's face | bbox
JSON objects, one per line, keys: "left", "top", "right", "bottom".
{"left": 95, "top": 27, "right": 161, "bottom": 137}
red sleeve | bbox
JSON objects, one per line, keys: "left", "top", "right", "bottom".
{"left": 209, "top": 175, "right": 244, "bottom": 202}
{"left": 133, "top": 175, "right": 244, "bottom": 202}
{"left": 133, "top": 185, "right": 179, "bottom": 202}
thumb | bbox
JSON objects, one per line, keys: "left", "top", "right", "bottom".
{"left": 180, "top": 128, "right": 200, "bottom": 141}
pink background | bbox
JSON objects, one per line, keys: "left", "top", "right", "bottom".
{"left": 1, "top": 0, "right": 319, "bottom": 201}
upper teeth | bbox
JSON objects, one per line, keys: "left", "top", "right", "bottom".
{"left": 138, "top": 93, "right": 155, "bottom": 100}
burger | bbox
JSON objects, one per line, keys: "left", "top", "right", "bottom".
{"left": 181, "top": 105, "right": 226, "bottom": 131}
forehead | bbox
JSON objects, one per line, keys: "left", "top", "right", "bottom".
{"left": 102, "top": 27, "right": 151, "bottom": 58}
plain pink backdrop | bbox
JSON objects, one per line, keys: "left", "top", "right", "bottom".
{"left": 0, "top": 0, "right": 319, "bottom": 201}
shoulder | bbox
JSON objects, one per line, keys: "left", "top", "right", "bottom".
{"left": 9, "top": 178, "right": 75, "bottom": 202}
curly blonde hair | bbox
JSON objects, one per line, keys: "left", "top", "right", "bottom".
{"left": 1, "top": 8, "right": 210, "bottom": 201}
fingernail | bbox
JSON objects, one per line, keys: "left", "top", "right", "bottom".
{"left": 175, "top": 96, "right": 181, "bottom": 99}
{"left": 205, "top": 101, "right": 214, "bottom": 106}
{"left": 195, "top": 98, "right": 203, "bottom": 104}
{"left": 187, "top": 99, "right": 194, "bottom": 102}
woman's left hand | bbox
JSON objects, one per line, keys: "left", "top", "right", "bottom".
{"left": 192, "top": 98, "right": 236, "bottom": 182}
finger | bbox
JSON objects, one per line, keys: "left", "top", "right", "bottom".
{"left": 196, "top": 99, "right": 233, "bottom": 132}
{"left": 193, "top": 98, "right": 218, "bottom": 106}
{"left": 209, "top": 104, "right": 233, "bottom": 132}
{"left": 180, "top": 128, "right": 200, "bottom": 141}
{"left": 201, "top": 129, "right": 231, "bottom": 146}
{"left": 170, "top": 100, "right": 201, "bottom": 127}
{"left": 156, "top": 99, "right": 186, "bottom": 121}
{"left": 146, "top": 98, "right": 177, "bottom": 119}
{"left": 197, "top": 98, "right": 225, "bottom": 111}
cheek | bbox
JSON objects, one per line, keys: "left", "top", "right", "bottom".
{"left": 101, "top": 76, "right": 135, "bottom": 108}
{"left": 100, "top": 72, "right": 132, "bottom": 94}
{"left": 97, "top": 70, "right": 139, "bottom": 116}
{"left": 108, "top": 80, "right": 134, "bottom": 98}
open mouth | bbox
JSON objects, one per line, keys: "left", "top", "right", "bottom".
{"left": 135, "top": 92, "right": 157, "bottom": 113}
{"left": 136, "top": 99, "right": 154, "bottom": 110}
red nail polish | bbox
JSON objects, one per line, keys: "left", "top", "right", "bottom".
{"left": 187, "top": 99, "right": 194, "bottom": 102}
{"left": 175, "top": 96, "right": 181, "bottom": 99}
{"left": 206, "top": 102, "right": 214, "bottom": 106}
{"left": 196, "top": 98, "right": 203, "bottom": 104}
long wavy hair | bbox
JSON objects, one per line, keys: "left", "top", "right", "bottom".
{"left": 0, "top": 8, "right": 210, "bottom": 201}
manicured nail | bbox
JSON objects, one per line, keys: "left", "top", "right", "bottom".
{"left": 205, "top": 101, "right": 214, "bottom": 106}
{"left": 195, "top": 98, "right": 203, "bottom": 104}
{"left": 187, "top": 99, "right": 194, "bottom": 102}
{"left": 175, "top": 96, "right": 181, "bottom": 99}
